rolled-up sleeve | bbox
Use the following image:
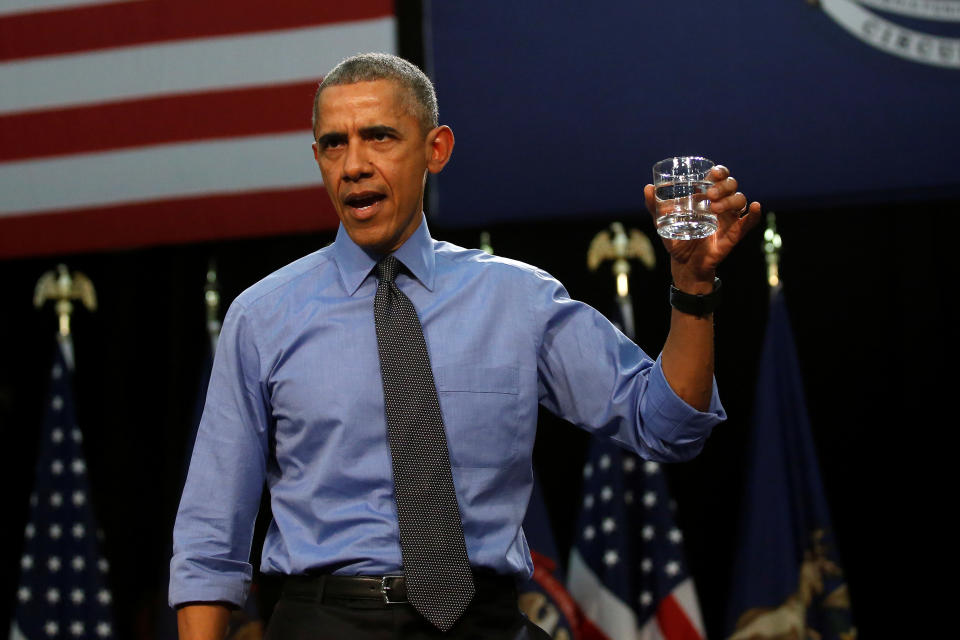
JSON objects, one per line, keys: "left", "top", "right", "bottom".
{"left": 169, "top": 300, "right": 270, "bottom": 607}
{"left": 532, "top": 268, "right": 724, "bottom": 462}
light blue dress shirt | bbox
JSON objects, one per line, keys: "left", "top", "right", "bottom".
{"left": 169, "top": 216, "right": 725, "bottom": 607}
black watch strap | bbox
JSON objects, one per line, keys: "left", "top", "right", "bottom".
{"left": 669, "top": 277, "right": 721, "bottom": 317}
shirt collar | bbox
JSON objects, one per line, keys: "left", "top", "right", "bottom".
{"left": 332, "top": 214, "right": 436, "bottom": 296}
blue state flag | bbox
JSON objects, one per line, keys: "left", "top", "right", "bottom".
{"left": 10, "top": 337, "right": 116, "bottom": 640}
{"left": 153, "top": 338, "right": 217, "bottom": 640}
{"left": 726, "top": 288, "right": 856, "bottom": 639}
{"left": 517, "top": 475, "right": 582, "bottom": 640}
{"left": 159, "top": 303, "right": 262, "bottom": 640}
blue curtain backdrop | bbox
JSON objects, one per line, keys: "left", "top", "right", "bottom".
{"left": 427, "top": 0, "right": 958, "bottom": 225}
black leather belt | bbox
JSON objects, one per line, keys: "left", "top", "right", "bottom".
{"left": 283, "top": 572, "right": 516, "bottom": 606}
{"left": 285, "top": 574, "right": 409, "bottom": 604}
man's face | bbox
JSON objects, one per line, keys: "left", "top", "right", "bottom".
{"left": 312, "top": 80, "right": 450, "bottom": 254}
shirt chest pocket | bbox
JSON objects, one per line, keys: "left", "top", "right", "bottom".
{"left": 433, "top": 365, "right": 521, "bottom": 469}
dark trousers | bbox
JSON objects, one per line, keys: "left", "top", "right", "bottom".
{"left": 264, "top": 575, "right": 552, "bottom": 640}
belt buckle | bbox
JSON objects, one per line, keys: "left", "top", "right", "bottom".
{"left": 380, "top": 575, "right": 407, "bottom": 604}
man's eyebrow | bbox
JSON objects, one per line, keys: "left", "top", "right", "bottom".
{"left": 359, "top": 125, "right": 401, "bottom": 138}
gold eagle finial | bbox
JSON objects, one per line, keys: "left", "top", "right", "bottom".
{"left": 587, "top": 222, "right": 656, "bottom": 298}
{"left": 33, "top": 264, "right": 97, "bottom": 337}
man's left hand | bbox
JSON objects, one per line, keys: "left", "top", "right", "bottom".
{"left": 643, "top": 165, "right": 761, "bottom": 292}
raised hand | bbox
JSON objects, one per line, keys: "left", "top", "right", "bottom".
{"left": 644, "top": 165, "right": 761, "bottom": 291}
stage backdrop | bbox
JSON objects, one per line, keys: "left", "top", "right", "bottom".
{"left": 0, "top": 0, "right": 395, "bottom": 258}
{"left": 426, "top": 0, "right": 959, "bottom": 227}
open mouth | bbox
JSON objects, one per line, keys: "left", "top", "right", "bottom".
{"left": 344, "top": 192, "right": 386, "bottom": 211}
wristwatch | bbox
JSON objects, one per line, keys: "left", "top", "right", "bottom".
{"left": 669, "top": 277, "right": 721, "bottom": 317}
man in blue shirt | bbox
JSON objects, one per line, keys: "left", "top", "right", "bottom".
{"left": 171, "top": 53, "right": 760, "bottom": 639}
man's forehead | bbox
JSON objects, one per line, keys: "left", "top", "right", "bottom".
{"left": 316, "top": 80, "right": 418, "bottom": 132}
{"left": 319, "top": 80, "right": 402, "bottom": 113}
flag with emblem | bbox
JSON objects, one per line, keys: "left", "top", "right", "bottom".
{"left": 567, "top": 441, "right": 705, "bottom": 640}
{"left": 725, "top": 288, "right": 855, "bottom": 639}
{"left": 10, "top": 337, "right": 116, "bottom": 640}
{"left": 519, "top": 475, "right": 603, "bottom": 640}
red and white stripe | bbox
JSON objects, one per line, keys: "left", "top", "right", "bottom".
{"left": 567, "top": 550, "right": 705, "bottom": 640}
{"left": 0, "top": 0, "right": 395, "bottom": 258}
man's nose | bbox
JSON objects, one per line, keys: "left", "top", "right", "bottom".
{"left": 343, "top": 142, "right": 372, "bottom": 182}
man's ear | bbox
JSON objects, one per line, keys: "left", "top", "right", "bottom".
{"left": 311, "top": 140, "right": 321, "bottom": 167}
{"left": 425, "top": 125, "right": 454, "bottom": 174}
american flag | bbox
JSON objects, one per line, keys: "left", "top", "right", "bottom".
{"left": 0, "top": 0, "right": 395, "bottom": 259}
{"left": 10, "top": 338, "right": 116, "bottom": 640}
{"left": 567, "top": 439, "right": 706, "bottom": 640}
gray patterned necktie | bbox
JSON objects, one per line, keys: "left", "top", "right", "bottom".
{"left": 373, "top": 255, "right": 475, "bottom": 631}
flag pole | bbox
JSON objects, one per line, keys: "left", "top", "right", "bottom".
{"left": 479, "top": 231, "right": 494, "bottom": 255}
{"left": 204, "top": 259, "right": 222, "bottom": 355}
{"left": 763, "top": 212, "right": 782, "bottom": 290}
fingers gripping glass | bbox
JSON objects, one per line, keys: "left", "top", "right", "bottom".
{"left": 652, "top": 156, "right": 718, "bottom": 240}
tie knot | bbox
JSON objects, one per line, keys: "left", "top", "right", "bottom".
{"left": 376, "top": 255, "right": 399, "bottom": 285}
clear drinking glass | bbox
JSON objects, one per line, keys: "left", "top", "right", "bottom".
{"left": 652, "top": 156, "right": 718, "bottom": 240}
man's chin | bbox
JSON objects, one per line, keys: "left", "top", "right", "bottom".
{"left": 346, "top": 226, "right": 394, "bottom": 255}
{"left": 339, "top": 212, "right": 420, "bottom": 254}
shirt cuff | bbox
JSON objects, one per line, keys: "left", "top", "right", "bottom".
{"left": 168, "top": 555, "right": 251, "bottom": 609}
{"left": 645, "top": 354, "right": 727, "bottom": 446}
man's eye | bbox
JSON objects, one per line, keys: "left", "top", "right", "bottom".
{"left": 318, "top": 137, "right": 346, "bottom": 151}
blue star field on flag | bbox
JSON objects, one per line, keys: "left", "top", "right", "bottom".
{"left": 10, "top": 339, "right": 116, "bottom": 640}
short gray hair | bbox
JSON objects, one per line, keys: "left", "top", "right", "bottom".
{"left": 312, "top": 53, "right": 438, "bottom": 138}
